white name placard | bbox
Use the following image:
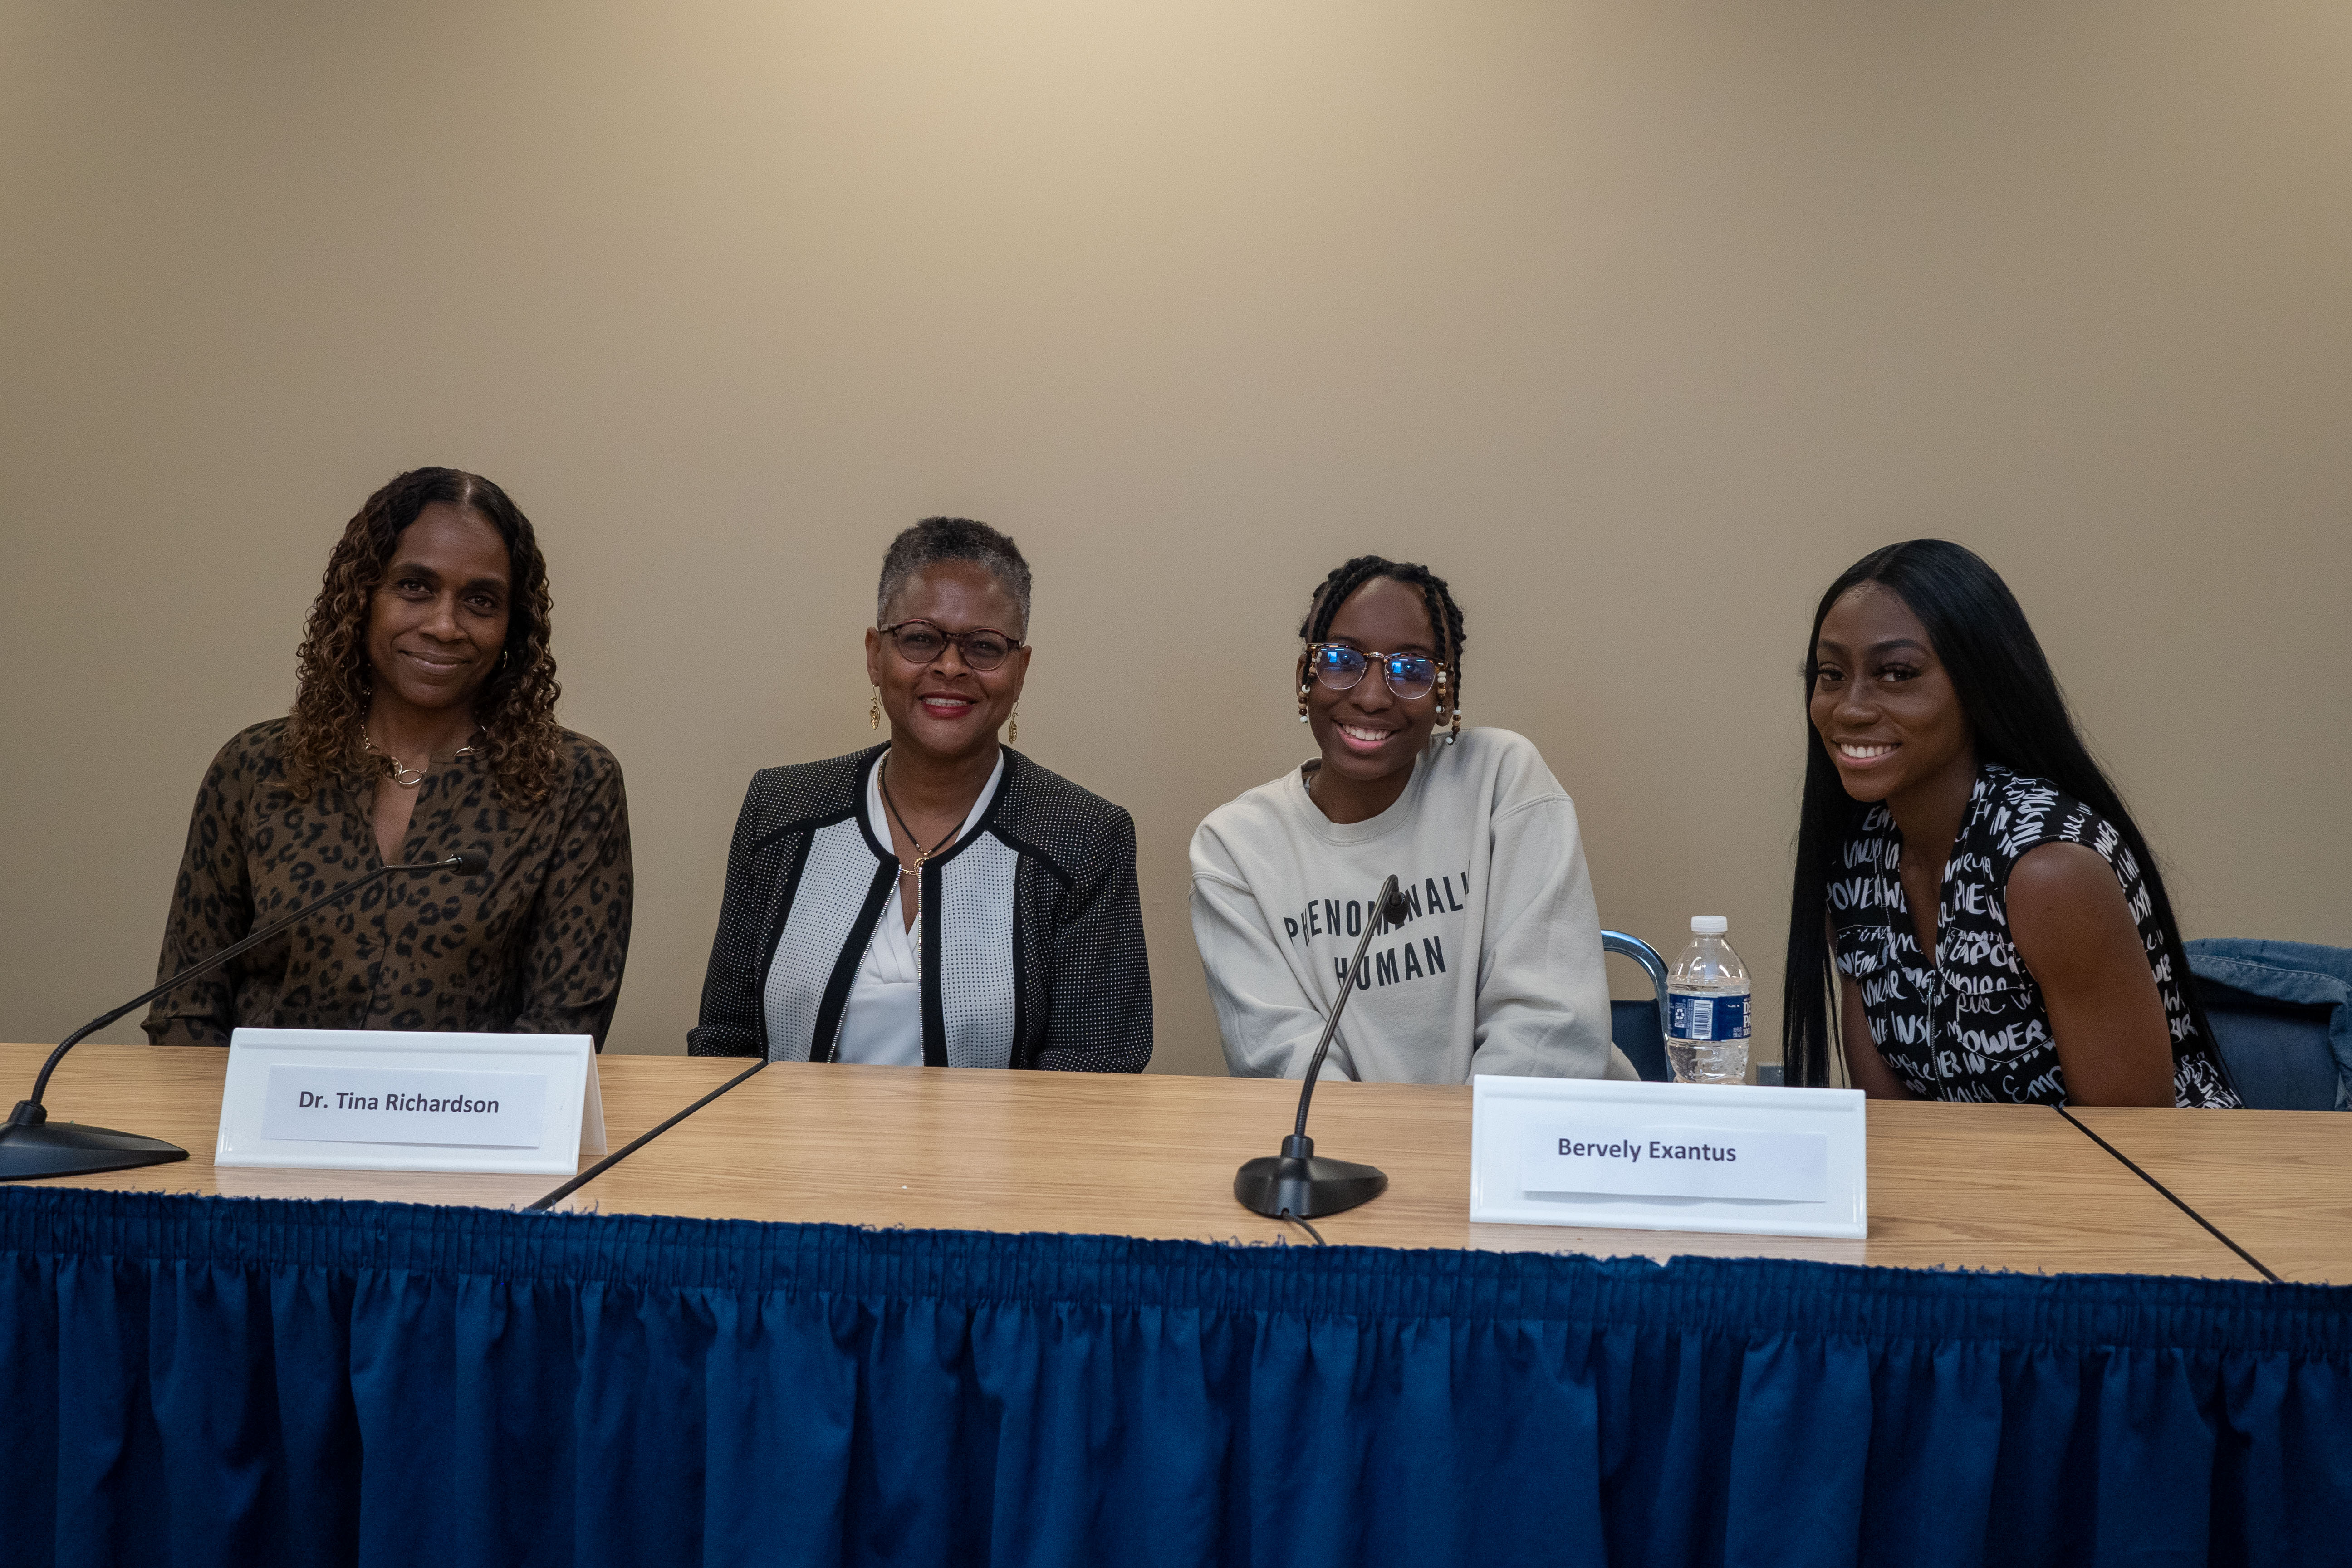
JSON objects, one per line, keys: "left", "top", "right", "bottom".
{"left": 1470, "top": 1075, "right": 1866, "bottom": 1239}
{"left": 217, "top": 1029, "right": 607, "bottom": 1176}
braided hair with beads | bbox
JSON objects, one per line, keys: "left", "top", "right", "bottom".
{"left": 1297, "top": 554, "right": 1468, "bottom": 745}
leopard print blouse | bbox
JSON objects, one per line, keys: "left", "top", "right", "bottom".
{"left": 143, "top": 718, "right": 634, "bottom": 1048}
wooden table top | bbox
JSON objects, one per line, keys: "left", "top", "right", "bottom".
{"left": 555, "top": 1060, "right": 2262, "bottom": 1279}
{"left": 0, "top": 1042, "right": 745, "bottom": 1210}
{"left": 2068, "top": 1106, "right": 2352, "bottom": 1284}
{"left": 2, "top": 1043, "right": 2301, "bottom": 1280}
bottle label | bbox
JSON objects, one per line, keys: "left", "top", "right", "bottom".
{"left": 1669, "top": 993, "right": 1750, "bottom": 1043}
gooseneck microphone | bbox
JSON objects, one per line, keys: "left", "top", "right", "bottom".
{"left": 0, "top": 851, "right": 490, "bottom": 1182}
{"left": 1234, "top": 874, "right": 1411, "bottom": 1221}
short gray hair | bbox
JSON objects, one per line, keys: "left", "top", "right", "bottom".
{"left": 876, "top": 516, "right": 1033, "bottom": 636}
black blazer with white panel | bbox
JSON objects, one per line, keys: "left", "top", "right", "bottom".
{"left": 687, "top": 745, "right": 1152, "bottom": 1071}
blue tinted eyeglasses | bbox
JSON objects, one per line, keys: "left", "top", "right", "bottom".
{"left": 1304, "top": 643, "right": 1440, "bottom": 701}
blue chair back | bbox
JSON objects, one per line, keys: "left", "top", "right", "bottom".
{"left": 1603, "top": 931, "right": 1672, "bottom": 1083}
{"left": 2187, "top": 939, "right": 2352, "bottom": 1111}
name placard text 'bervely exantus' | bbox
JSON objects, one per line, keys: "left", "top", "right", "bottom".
{"left": 1470, "top": 1076, "right": 1865, "bottom": 1239}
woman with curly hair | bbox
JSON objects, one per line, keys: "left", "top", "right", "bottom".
{"left": 144, "top": 468, "right": 634, "bottom": 1048}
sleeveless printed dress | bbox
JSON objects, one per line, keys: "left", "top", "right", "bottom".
{"left": 1828, "top": 763, "right": 2239, "bottom": 1107}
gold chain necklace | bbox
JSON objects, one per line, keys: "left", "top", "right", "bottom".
{"left": 361, "top": 726, "right": 478, "bottom": 789}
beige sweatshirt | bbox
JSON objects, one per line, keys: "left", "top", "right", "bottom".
{"left": 1189, "top": 727, "right": 1633, "bottom": 1084}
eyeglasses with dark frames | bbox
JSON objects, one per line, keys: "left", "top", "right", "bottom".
{"left": 878, "top": 620, "right": 1024, "bottom": 672}
{"left": 1303, "top": 642, "right": 1441, "bottom": 702}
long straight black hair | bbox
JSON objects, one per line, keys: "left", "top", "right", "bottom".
{"left": 1780, "top": 539, "right": 2213, "bottom": 1088}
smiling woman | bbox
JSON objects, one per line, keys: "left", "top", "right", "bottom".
{"left": 1188, "top": 554, "right": 1636, "bottom": 1086}
{"left": 143, "top": 468, "right": 635, "bottom": 1049}
{"left": 687, "top": 517, "right": 1151, "bottom": 1071}
{"left": 1784, "top": 539, "right": 2239, "bottom": 1108}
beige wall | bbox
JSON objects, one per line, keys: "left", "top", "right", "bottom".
{"left": 3, "top": 1, "right": 2347, "bottom": 1072}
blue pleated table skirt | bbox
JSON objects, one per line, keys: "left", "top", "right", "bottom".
{"left": 0, "top": 1186, "right": 2345, "bottom": 1568}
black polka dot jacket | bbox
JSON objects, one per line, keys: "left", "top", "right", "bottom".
{"left": 687, "top": 745, "right": 1152, "bottom": 1071}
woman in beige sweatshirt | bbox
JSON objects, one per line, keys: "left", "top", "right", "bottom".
{"left": 1189, "top": 554, "right": 1633, "bottom": 1085}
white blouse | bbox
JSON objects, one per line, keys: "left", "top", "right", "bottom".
{"left": 833, "top": 753, "right": 1005, "bottom": 1065}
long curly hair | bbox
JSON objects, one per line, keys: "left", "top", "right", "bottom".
{"left": 284, "top": 468, "right": 564, "bottom": 807}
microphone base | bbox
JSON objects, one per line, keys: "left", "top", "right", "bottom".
{"left": 1234, "top": 1153, "right": 1389, "bottom": 1220}
{"left": 0, "top": 1114, "right": 188, "bottom": 1183}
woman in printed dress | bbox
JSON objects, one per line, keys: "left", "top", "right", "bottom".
{"left": 1781, "top": 539, "right": 2238, "bottom": 1107}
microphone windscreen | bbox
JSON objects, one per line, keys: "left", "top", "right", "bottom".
{"left": 449, "top": 851, "right": 491, "bottom": 877}
{"left": 1378, "top": 875, "right": 1409, "bottom": 928}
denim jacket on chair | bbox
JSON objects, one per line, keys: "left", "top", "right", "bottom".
{"left": 2186, "top": 939, "right": 2352, "bottom": 1111}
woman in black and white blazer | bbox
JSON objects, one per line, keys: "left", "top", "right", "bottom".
{"left": 688, "top": 518, "right": 1152, "bottom": 1071}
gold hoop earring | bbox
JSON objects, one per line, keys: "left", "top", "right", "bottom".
{"left": 1008, "top": 705, "right": 1019, "bottom": 745}
{"left": 869, "top": 686, "right": 881, "bottom": 730}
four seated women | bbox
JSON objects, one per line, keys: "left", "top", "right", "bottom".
{"left": 145, "top": 498, "right": 2250, "bottom": 1109}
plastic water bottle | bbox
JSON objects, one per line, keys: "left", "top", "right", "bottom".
{"left": 1666, "top": 916, "right": 1751, "bottom": 1085}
